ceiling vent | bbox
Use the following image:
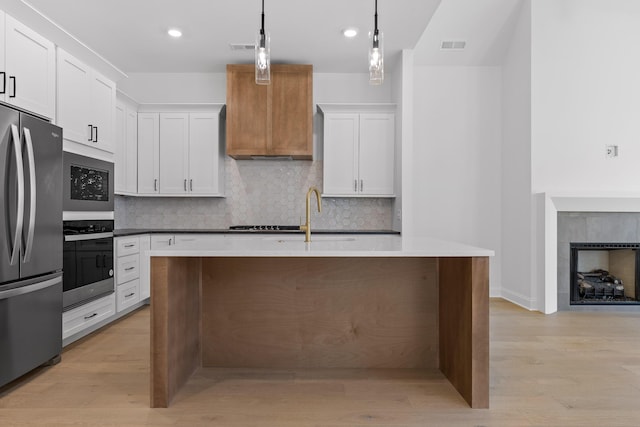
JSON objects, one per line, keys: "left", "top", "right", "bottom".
{"left": 229, "top": 43, "right": 255, "bottom": 51}
{"left": 440, "top": 40, "right": 466, "bottom": 50}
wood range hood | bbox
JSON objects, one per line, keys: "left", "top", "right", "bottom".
{"left": 225, "top": 64, "right": 313, "bottom": 160}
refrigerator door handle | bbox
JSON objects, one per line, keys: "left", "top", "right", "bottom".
{"left": 22, "top": 128, "right": 37, "bottom": 263}
{"left": 9, "top": 124, "right": 24, "bottom": 267}
{"left": 0, "top": 275, "right": 62, "bottom": 301}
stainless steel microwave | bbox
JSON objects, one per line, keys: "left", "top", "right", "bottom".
{"left": 63, "top": 152, "right": 114, "bottom": 212}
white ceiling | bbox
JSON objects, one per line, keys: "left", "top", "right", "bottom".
{"left": 20, "top": 0, "right": 443, "bottom": 74}
{"left": 2, "top": 0, "right": 523, "bottom": 78}
{"left": 414, "top": 0, "right": 523, "bottom": 66}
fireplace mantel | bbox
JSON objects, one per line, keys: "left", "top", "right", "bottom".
{"left": 539, "top": 192, "right": 640, "bottom": 313}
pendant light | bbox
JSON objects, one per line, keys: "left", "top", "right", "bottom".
{"left": 255, "top": 0, "right": 271, "bottom": 85}
{"left": 369, "top": 0, "right": 383, "bottom": 85}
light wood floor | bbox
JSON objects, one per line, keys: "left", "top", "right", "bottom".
{"left": 1, "top": 299, "right": 640, "bottom": 426}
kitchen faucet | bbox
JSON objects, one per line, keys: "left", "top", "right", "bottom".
{"left": 300, "top": 186, "right": 322, "bottom": 242}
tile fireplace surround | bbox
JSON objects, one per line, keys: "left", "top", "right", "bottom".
{"left": 558, "top": 212, "right": 640, "bottom": 310}
{"left": 541, "top": 193, "right": 640, "bottom": 313}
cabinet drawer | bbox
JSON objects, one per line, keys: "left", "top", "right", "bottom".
{"left": 117, "top": 253, "right": 139, "bottom": 284}
{"left": 117, "top": 279, "right": 140, "bottom": 312}
{"left": 62, "top": 293, "right": 115, "bottom": 339}
{"left": 117, "top": 236, "right": 139, "bottom": 256}
{"left": 151, "top": 235, "right": 175, "bottom": 249}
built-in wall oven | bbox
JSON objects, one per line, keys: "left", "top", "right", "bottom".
{"left": 63, "top": 220, "right": 114, "bottom": 310}
{"left": 62, "top": 152, "right": 115, "bottom": 311}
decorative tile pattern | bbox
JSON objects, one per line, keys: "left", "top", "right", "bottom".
{"left": 115, "top": 159, "right": 393, "bottom": 230}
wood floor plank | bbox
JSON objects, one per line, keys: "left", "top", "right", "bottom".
{"left": 2, "top": 299, "right": 640, "bottom": 426}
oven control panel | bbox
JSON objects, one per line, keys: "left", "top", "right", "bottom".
{"left": 63, "top": 220, "right": 114, "bottom": 236}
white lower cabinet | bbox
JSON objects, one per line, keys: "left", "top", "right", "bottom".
{"left": 115, "top": 235, "right": 141, "bottom": 312}
{"left": 117, "top": 253, "right": 139, "bottom": 284}
{"left": 117, "top": 279, "right": 140, "bottom": 312}
{"left": 139, "top": 235, "right": 151, "bottom": 300}
{"left": 151, "top": 234, "right": 175, "bottom": 249}
{"left": 62, "top": 293, "right": 116, "bottom": 340}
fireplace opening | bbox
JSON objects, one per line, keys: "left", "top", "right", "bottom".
{"left": 570, "top": 243, "right": 640, "bottom": 305}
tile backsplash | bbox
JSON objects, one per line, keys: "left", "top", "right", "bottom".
{"left": 115, "top": 159, "right": 393, "bottom": 230}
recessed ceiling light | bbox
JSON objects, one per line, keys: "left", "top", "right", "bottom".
{"left": 168, "top": 28, "right": 182, "bottom": 38}
{"left": 342, "top": 28, "right": 358, "bottom": 38}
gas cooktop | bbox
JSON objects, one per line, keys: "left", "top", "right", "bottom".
{"left": 229, "top": 225, "right": 301, "bottom": 232}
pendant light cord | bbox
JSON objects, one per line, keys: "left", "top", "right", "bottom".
{"left": 374, "top": 0, "right": 378, "bottom": 33}
{"left": 261, "top": 0, "right": 265, "bottom": 35}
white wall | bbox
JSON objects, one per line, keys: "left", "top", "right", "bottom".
{"left": 412, "top": 66, "right": 503, "bottom": 295}
{"left": 117, "top": 73, "right": 226, "bottom": 103}
{"left": 531, "top": 0, "right": 640, "bottom": 193}
{"left": 501, "top": 0, "right": 535, "bottom": 309}
{"left": 391, "top": 51, "right": 413, "bottom": 232}
{"left": 117, "top": 72, "right": 392, "bottom": 105}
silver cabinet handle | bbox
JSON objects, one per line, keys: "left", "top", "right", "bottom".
{"left": 184, "top": 179, "right": 187, "bottom": 191}
{"left": 23, "top": 128, "right": 36, "bottom": 263}
{"left": 9, "top": 124, "right": 23, "bottom": 267}
{"left": 125, "top": 292, "right": 135, "bottom": 298}
{"left": 154, "top": 179, "right": 158, "bottom": 191}
{"left": 88, "top": 124, "right": 93, "bottom": 142}
{"left": 124, "top": 266, "right": 135, "bottom": 271}
{"left": 124, "top": 244, "right": 135, "bottom": 248}
{"left": 360, "top": 179, "right": 363, "bottom": 192}
{"left": 84, "top": 313, "right": 98, "bottom": 320}
{"left": 93, "top": 126, "right": 98, "bottom": 143}
{"left": 354, "top": 180, "right": 358, "bottom": 192}
{"left": 190, "top": 179, "right": 193, "bottom": 191}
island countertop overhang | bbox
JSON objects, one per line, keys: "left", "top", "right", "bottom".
{"left": 146, "top": 234, "right": 494, "bottom": 258}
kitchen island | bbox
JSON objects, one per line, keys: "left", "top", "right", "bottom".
{"left": 148, "top": 234, "right": 492, "bottom": 409}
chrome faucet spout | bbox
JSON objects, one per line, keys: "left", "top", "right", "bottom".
{"left": 300, "top": 186, "right": 322, "bottom": 242}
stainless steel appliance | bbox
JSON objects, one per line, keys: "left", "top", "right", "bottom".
{"left": 63, "top": 152, "right": 114, "bottom": 212}
{"left": 0, "top": 103, "right": 63, "bottom": 388}
{"left": 63, "top": 220, "right": 114, "bottom": 310}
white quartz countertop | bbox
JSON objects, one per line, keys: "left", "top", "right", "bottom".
{"left": 147, "top": 234, "right": 494, "bottom": 258}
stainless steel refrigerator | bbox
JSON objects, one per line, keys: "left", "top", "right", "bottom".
{"left": 0, "top": 103, "right": 63, "bottom": 388}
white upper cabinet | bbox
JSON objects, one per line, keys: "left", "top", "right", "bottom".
{"left": 137, "top": 107, "right": 224, "bottom": 197}
{"left": 189, "top": 113, "right": 222, "bottom": 195}
{"left": 159, "top": 113, "right": 189, "bottom": 194}
{"left": 137, "top": 113, "right": 160, "bottom": 195}
{"left": 357, "top": 113, "right": 395, "bottom": 196}
{"left": 57, "top": 48, "right": 116, "bottom": 153}
{"left": 115, "top": 97, "right": 138, "bottom": 195}
{"left": 319, "top": 104, "right": 396, "bottom": 197}
{"left": 0, "top": 13, "right": 55, "bottom": 119}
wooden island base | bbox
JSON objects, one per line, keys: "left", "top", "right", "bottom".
{"left": 150, "top": 256, "right": 489, "bottom": 409}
